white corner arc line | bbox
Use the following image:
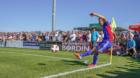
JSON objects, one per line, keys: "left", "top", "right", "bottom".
{"left": 42, "top": 63, "right": 111, "bottom": 78}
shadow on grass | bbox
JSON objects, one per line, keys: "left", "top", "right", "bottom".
{"left": 87, "top": 58, "right": 140, "bottom": 78}
{"left": 37, "top": 63, "right": 46, "bottom": 66}
{"left": 97, "top": 68, "right": 140, "bottom": 78}
{"left": 102, "top": 58, "right": 139, "bottom": 78}
{"left": 62, "top": 60, "right": 87, "bottom": 66}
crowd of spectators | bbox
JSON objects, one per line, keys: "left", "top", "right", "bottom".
{"left": 0, "top": 30, "right": 140, "bottom": 57}
{"left": 114, "top": 31, "right": 140, "bottom": 58}
{"left": 0, "top": 30, "right": 102, "bottom": 42}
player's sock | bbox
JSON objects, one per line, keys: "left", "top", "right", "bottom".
{"left": 93, "top": 52, "right": 98, "bottom": 65}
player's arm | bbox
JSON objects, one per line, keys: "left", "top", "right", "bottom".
{"left": 90, "top": 12, "right": 107, "bottom": 22}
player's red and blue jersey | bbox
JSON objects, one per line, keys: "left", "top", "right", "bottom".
{"left": 95, "top": 21, "right": 113, "bottom": 53}
{"left": 102, "top": 22, "right": 113, "bottom": 42}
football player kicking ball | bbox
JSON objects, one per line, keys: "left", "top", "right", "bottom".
{"left": 74, "top": 12, "right": 113, "bottom": 68}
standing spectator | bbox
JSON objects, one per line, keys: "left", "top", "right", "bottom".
{"left": 75, "top": 31, "right": 80, "bottom": 42}
{"left": 63, "top": 32, "right": 67, "bottom": 42}
{"left": 55, "top": 31, "right": 59, "bottom": 41}
{"left": 45, "top": 32, "right": 49, "bottom": 41}
{"left": 49, "top": 32, "right": 53, "bottom": 41}
{"left": 37, "top": 34, "right": 42, "bottom": 41}
{"left": 91, "top": 28, "right": 99, "bottom": 47}
{"left": 78, "top": 32, "right": 83, "bottom": 42}
{"left": 41, "top": 33, "right": 46, "bottom": 41}
{"left": 31, "top": 33, "right": 37, "bottom": 41}
{"left": 70, "top": 31, "right": 76, "bottom": 42}
{"left": 87, "top": 31, "right": 91, "bottom": 42}
{"left": 22, "top": 33, "right": 27, "bottom": 41}
{"left": 87, "top": 31, "right": 92, "bottom": 49}
{"left": 66, "top": 31, "right": 71, "bottom": 42}
{"left": 82, "top": 32, "right": 87, "bottom": 42}
{"left": 58, "top": 32, "right": 62, "bottom": 42}
{"left": 97, "top": 31, "right": 104, "bottom": 42}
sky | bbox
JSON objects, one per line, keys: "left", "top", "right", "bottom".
{"left": 0, "top": 0, "right": 140, "bottom": 32}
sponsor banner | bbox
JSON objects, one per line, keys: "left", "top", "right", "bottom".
{"left": 39, "top": 41, "right": 62, "bottom": 50}
{"left": 23, "top": 41, "right": 39, "bottom": 46}
{"left": 62, "top": 42, "right": 89, "bottom": 51}
{"left": 23, "top": 41, "right": 39, "bottom": 49}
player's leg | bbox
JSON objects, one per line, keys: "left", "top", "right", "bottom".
{"left": 88, "top": 45, "right": 99, "bottom": 67}
{"left": 80, "top": 48, "right": 94, "bottom": 57}
{"left": 74, "top": 47, "right": 96, "bottom": 59}
{"left": 88, "top": 51, "right": 98, "bottom": 68}
{"left": 88, "top": 41, "right": 112, "bottom": 68}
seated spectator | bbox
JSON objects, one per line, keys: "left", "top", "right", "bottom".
{"left": 119, "top": 33, "right": 127, "bottom": 54}
{"left": 113, "top": 42, "right": 121, "bottom": 55}
{"left": 124, "top": 32, "right": 137, "bottom": 58}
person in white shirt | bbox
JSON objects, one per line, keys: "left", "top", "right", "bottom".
{"left": 55, "top": 32, "right": 59, "bottom": 41}
{"left": 70, "top": 32, "right": 76, "bottom": 42}
{"left": 87, "top": 31, "right": 91, "bottom": 42}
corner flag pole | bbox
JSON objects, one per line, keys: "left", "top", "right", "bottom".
{"left": 52, "top": 0, "right": 56, "bottom": 32}
{"left": 110, "top": 47, "right": 113, "bottom": 64}
{"left": 110, "top": 17, "right": 117, "bottom": 64}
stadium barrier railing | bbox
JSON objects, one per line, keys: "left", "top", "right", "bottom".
{"left": 6, "top": 40, "right": 23, "bottom": 48}
{"left": 0, "top": 40, "right": 90, "bottom": 51}
{"left": 0, "top": 41, "right": 5, "bottom": 47}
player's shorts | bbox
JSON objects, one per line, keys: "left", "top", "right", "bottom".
{"left": 96, "top": 40, "right": 112, "bottom": 53}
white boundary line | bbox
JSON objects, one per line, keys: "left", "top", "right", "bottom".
{"left": 42, "top": 63, "right": 111, "bottom": 78}
{"left": 0, "top": 52, "right": 77, "bottom": 61}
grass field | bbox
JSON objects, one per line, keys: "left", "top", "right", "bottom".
{"left": 0, "top": 47, "right": 140, "bottom": 78}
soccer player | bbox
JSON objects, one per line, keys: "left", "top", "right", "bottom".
{"left": 74, "top": 12, "right": 113, "bottom": 68}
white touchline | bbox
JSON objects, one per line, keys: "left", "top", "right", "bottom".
{"left": 42, "top": 63, "right": 111, "bottom": 78}
{"left": 0, "top": 52, "right": 77, "bottom": 61}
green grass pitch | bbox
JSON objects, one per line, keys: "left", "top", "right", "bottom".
{"left": 0, "top": 47, "right": 139, "bottom": 78}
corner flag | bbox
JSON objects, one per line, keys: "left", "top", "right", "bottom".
{"left": 111, "top": 17, "right": 117, "bottom": 31}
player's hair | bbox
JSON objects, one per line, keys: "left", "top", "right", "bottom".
{"left": 98, "top": 17, "right": 106, "bottom": 22}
